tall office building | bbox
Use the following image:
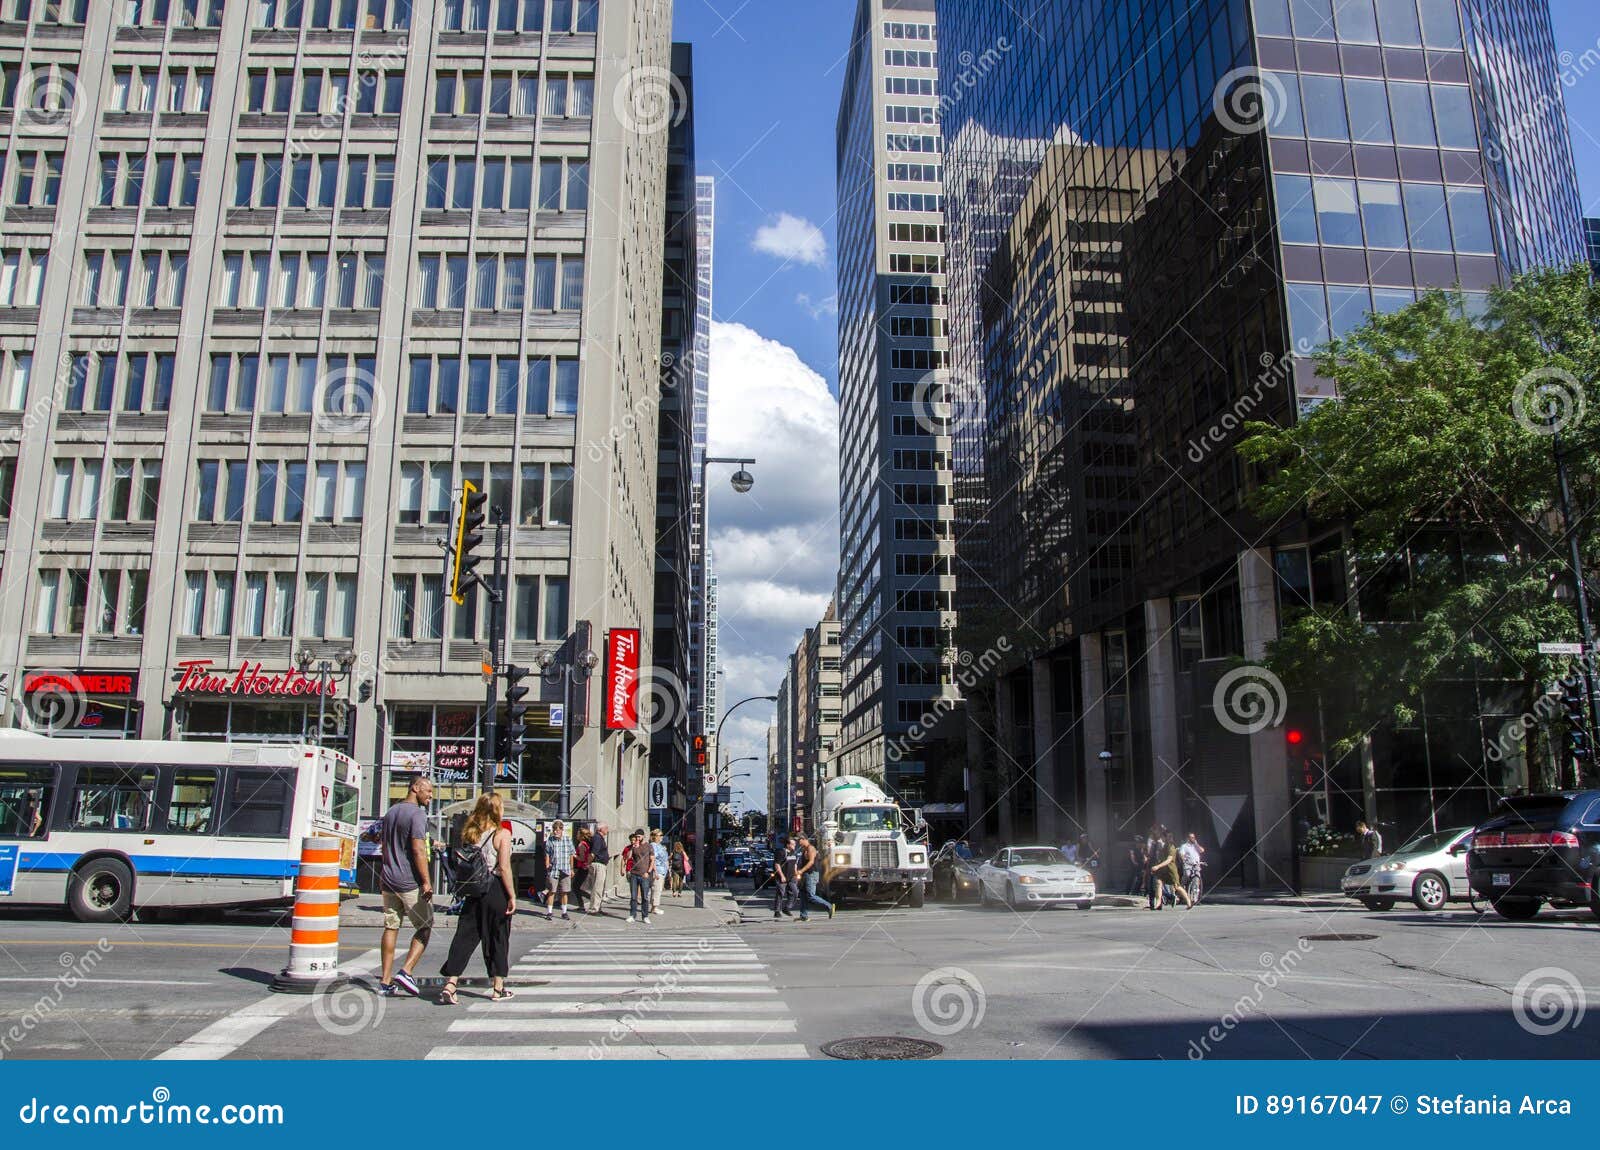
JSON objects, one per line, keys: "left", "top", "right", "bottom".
{"left": 939, "top": 0, "right": 1584, "bottom": 882}
{"left": 688, "top": 174, "right": 715, "bottom": 749}
{"left": 649, "top": 43, "right": 699, "bottom": 825}
{"left": 833, "top": 0, "right": 957, "bottom": 806}
{"left": 0, "top": 0, "right": 677, "bottom": 830}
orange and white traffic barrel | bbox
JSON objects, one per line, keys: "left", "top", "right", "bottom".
{"left": 272, "top": 836, "right": 343, "bottom": 993}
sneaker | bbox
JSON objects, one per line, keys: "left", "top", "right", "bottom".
{"left": 393, "top": 970, "right": 420, "bottom": 997}
{"left": 627, "top": 916, "right": 637, "bottom": 923}
{"left": 561, "top": 912, "right": 571, "bottom": 921}
{"left": 377, "top": 982, "right": 398, "bottom": 997}
{"left": 773, "top": 912, "right": 782, "bottom": 920}
{"left": 799, "top": 916, "right": 809, "bottom": 922}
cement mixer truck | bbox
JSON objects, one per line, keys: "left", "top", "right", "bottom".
{"left": 815, "top": 774, "right": 930, "bottom": 907}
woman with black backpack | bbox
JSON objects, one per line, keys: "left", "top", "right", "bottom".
{"left": 438, "top": 793, "right": 517, "bottom": 1004}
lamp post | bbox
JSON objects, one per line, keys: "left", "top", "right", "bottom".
{"left": 694, "top": 693, "right": 777, "bottom": 908}
{"left": 297, "top": 649, "right": 355, "bottom": 750}
{"left": 539, "top": 648, "right": 599, "bottom": 816}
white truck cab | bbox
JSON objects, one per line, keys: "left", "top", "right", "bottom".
{"left": 816, "top": 775, "right": 930, "bottom": 907}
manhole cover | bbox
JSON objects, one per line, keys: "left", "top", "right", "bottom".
{"left": 1300, "top": 933, "right": 1379, "bottom": 942}
{"left": 820, "top": 1036, "right": 944, "bottom": 1061}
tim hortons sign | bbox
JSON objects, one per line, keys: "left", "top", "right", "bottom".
{"left": 172, "top": 659, "right": 339, "bottom": 698}
{"left": 604, "top": 628, "right": 641, "bottom": 731}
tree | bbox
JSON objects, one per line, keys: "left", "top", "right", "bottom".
{"left": 1237, "top": 266, "right": 1600, "bottom": 788}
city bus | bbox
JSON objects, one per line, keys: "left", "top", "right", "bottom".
{"left": 0, "top": 733, "right": 361, "bottom": 922}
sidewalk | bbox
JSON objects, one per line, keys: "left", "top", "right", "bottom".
{"left": 340, "top": 887, "right": 744, "bottom": 932}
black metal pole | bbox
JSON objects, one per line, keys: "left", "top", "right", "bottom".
{"left": 483, "top": 509, "right": 505, "bottom": 794}
{"left": 1554, "top": 432, "right": 1599, "bottom": 788}
{"left": 559, "top": 668, "right": 571, "bottom": 817}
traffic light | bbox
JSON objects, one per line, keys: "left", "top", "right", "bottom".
{"left": 503, "top": 664, "right": 531, "bottom": 762}
{"left": 450, "top": 481, "right": 488, "bottom": 605}
{"left": 1560, "top": 678, "right": 1590, "bottom": 765}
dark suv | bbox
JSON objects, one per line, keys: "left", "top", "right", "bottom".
{"left": 1466, "top": 791, "right": 1600, "bottom": 920}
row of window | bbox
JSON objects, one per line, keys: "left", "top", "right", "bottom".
{"left": 64, "top": 352, "right": 175, "bottom": 413}
{"left": 95, "top": 152, "right": 204, "bottom": 209}
{"left": 885, "top": 76, "right": 935, "bottom": 96}
{"left": 107, "top": 66, "right": 217, "bottom": 114}
{"left": 406, "top": 353, "right": 581, "bottom": 415}
{"left": 417, "top": 250, "right": 585, "bottom": 310}
{"left": 244, "top": 68, "right": 403, "bottom": 116}
{"left": 46, "top": 457, "right": 161, "bottom": 521}
{"left": 8, "top": 0, "right": 222, "bottom": 27}
{"left": 885, "top": 133, "right": 941, "bottom": 155}
{"left": 434, "top": 69, "right": 589, "bottom": 117}
{"left": 1266, "top": 73, "right": 1478, "bottom": 150}
{"left": 883, "top": 49, "right": 934, "bottom": 69}
{"left": 1286, "top": 282, "right": 1488, "bottom": 353}
{"left": 885, "top": 105, "right": 937, "bottom": 126}
{"left": 888, "top": 192, "right": 943, "bottom": 213}
{"left": 887, "top": 222, "right": 944, "bottom": 244}
{"left": 393, "top": 571, "right": 569, "bottom": 642}
{"left": 885, "top": 162, "right": 942, "bottom": 183}
{"left": 1254, "top": 0, "right": 1463, "bottom": 50}
{"left": 887, "top": 316, "right": 945, "bottom": 338}
{"left": 252, "top": 0, "right": 598, "bottom": 31}
{"left": 888, "top": 253, "right": 942, "bottom": 274}
{"left": 194, "top": 456, "right": 365, "bottom": 523}
{"left": 215, "top": 250, "right": 383, "bottom": 309}
{"left": 1274, "top": 175, "right": 1494, "bottom": 254}
{"left": 0, "top": 247, "right": 46, "bottom": 306}
{"left": 397, "top": 459, "right": 573, "bottom": 527}
{"left": 5, "top": 150, "right": 61, "bottom": 208}
{"left": 232, "top": 153, "right": 394, "bottom": 210}
{"left": 882, "top": 21, "right": 934, "bottom": 41}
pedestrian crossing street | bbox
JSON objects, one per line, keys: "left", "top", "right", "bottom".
{"left": 424, "top": 929, "right": 808, "bottom": 1060}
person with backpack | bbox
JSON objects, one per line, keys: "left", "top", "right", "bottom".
{"left": 437, "top": 793, "right": 517, "bottom": 1004}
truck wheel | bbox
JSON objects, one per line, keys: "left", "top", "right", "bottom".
{"left": 69, "top": 858, "right": 134, "bottom": 924}
{"left": 1491, "top": 897, "right": 1540, "bottom": 921}
{"left": 908, "top": 883, "right": 924, "bottom": 908}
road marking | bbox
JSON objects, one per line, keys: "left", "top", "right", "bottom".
{"left": 507, "top": 969, "right": 771, "bottom": 982}
{"left": 449, "top": 1017, "right": 797, "bottom": 1034}
{"left": 426, "top": 1043, "right": 809, "bottom": 1060}
{"left": 466, "top": 999, "right": 791, "bottom": 1014}
{"left": 0, "top": 977, "right": 214, "bottom": 986}
{"left": 493, "top": 984, "right": 781, "bottom": 996}
{"left": 154, "top": 947, "right": 379, "bottom": 1061}
{"left": 510, "top": 963, "right": 768, "bottom": 973}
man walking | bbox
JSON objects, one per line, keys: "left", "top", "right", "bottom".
{"left": 624, "top": 829, "right": 655, "bottom": 924}
{"left": 587, "top": 822, "right": 611, "bottom": 913}
{"left": 378, "top": 776, "right": 434, "bottom": 997}
{"left": 1357, "top": 820, "right": 1384, "bottom": 859}
{"left": 771, "top": 835, "right": 799, "bottom": 919}
{"left": 794, "top": 833, "right": 834, "bottom": 920}
{"left": 649, "top": 828, "right": 668, "bottom": 917}
{"left": 543, "top": 819, "right": 574, "bottom": 921}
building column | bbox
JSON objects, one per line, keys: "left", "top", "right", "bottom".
{"left": 1078, "top": 635, "right": 1110, "bottom": 864}
{"left": 1030, "top": 657, "right": 1056, "bottom": 844}
{"left": 1240, "top": 548, "right": 1293, "bottom": 890}
{"left": 993, "top": 676, "right": 1016, "bottom": 846}
{"left": 965, "top": 704, "right": 987, "bottom": 845}
{"left": 1143, "top": 599, "right": 1184, "bottom": 833}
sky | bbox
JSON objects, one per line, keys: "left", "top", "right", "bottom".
{"left": 672, "top": 0, "right": 1600, "bottom": 814}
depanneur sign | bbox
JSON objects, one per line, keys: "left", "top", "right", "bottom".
{"left": 171, "top": 659, "right": 339, "bottom": 698}
{"left": 604, "top": 628, "right": 641, "bottom": 731}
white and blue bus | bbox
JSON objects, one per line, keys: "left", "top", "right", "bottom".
{"left": 0, "top": 733, "right": 361, "bottom": 922}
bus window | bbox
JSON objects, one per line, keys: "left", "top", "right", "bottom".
{"left": 166, "top": 769, "right": 218, "bottom": 834}
{"left": 0, "top": 767, "right": 55, "bottom": 838}
{"left": 332, "top": 780, "right": 360, "bottom": 827}
{"left": 219, "top": 768, "right": 293, "bottom": 838}
{"left": 68, "top": 767, "right": 156, "bottom": 832}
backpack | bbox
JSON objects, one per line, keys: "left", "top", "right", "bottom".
{"left": 449, "top": 830, "right": 495, "bottom": 898}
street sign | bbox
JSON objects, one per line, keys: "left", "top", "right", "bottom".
{"left": 1539, "top": 642, "right": 1586, "bottom": 655}
{"left": 648, "top": 777, "right": 669, "bottom": 810}
{"left": 550, "top": 704, "right": 565, "bottom": 728}
{"left": 717, "top": 787, "right": 732, "bottom": 804}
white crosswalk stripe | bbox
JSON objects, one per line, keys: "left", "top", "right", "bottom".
{"left": 423, "top": 929, "right": 805, "bottom": 1061}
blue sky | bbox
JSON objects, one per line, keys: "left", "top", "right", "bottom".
{"left": 672, "top": 0, "right": 1600, "bottom": 811}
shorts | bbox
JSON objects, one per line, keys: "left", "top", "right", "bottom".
{"left": 381, "top": 888, "right": 434, "bottom": 934}
{"left": 548, "top": 872, "right": 572, "bottom": 894}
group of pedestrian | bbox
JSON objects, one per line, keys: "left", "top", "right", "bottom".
{"left": 1125, "top": 826, "right": 1207, "bottom": 909}
{"left": 769, "top": 833, "right": 835, "bottom": 921}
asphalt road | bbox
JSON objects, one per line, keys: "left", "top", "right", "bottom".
{"left": 1, "top": 889, "right": 1597, "bottom": 1060}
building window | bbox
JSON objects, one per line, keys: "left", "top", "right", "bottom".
{"left": 105, "top": 459, "right": 161, "bottom": 522}
{"left": 194, "top": 458, "right": 249, "bottom": 522}
{"left": 11, "top": 150, "right": 63, "bottom": 207}
{"left": 391, "top": 573, "right": 445, "bottom": 640}
{"left": 541, "top": 72, "right": 594, "bottom": 118}
{"left": 0, "top": 248, "right": 48, "bottom": 306}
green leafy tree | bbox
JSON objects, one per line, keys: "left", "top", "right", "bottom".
{"left": 1238, "top": 266, "right": 1600, "bottom": 788}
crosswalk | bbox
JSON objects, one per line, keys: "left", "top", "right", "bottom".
{"left": 424, "top": 930, "right": 808, "bottom": 1060}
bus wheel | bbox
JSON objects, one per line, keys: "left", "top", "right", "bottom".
{"left": 69, "top": 858, "right": 134, "bottom": 923}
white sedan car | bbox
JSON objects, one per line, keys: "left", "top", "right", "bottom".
{"left": 977, "top": 846, "right": 1096, "bottom": 910}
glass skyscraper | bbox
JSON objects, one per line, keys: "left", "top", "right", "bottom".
{"left": 939, "top": 0, "right": 1584, "bottom": 883}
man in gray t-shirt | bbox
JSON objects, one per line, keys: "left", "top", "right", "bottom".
{"left": 378, "top": 777, "right": 434, "bottom": 996}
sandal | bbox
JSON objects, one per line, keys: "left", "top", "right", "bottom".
{"left": 437, "top": 985, "right": 458, "bottom": 1005}
{"left": 491, "top": 987, "right": 516, "bottom": 1001}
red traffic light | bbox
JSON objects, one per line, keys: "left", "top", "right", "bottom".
{"left": 1286, "top": 729, "right": 1304, "bottom": 746}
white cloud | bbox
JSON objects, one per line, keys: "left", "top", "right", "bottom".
{"left": 751, "top": 212, "right": 828, "bottom": 267}
{"left": 705, "top": 321, "right": 839, "bottom": 812}
{"left": 796, "top": 292, "right": 838, "bottom": 321}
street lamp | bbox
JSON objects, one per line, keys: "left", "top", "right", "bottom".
{"left": 694, "top": 692, "right": 777, "bottom": 908}
{"left": 296, "top": 649, "right": 355, "bottom": 752}
{"left": 539, "top": 647, "right": 599, "bottom": 816}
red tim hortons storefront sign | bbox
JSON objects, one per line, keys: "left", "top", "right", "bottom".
{"left": 604, "top": 628, "right": 641, "bottom": 731}
{"left": 172, "top": 659, "right": 339, "bottom": 698}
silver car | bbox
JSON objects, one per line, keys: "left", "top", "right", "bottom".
{"left": 1341, "top": 827, "right": 1474, "bottom": 911}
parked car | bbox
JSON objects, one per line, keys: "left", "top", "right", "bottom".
{"left": 976, "top": 846, "right": 1096, "bottom": 910}
{"left": 931, "top": 840, "right": 984, "bottom": 902}
{"left": 1340, "top": 826, "right": 1474, "bottom": 911}
{"left": 1467, "top": 791, "right": 1600, "bottom": 921}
